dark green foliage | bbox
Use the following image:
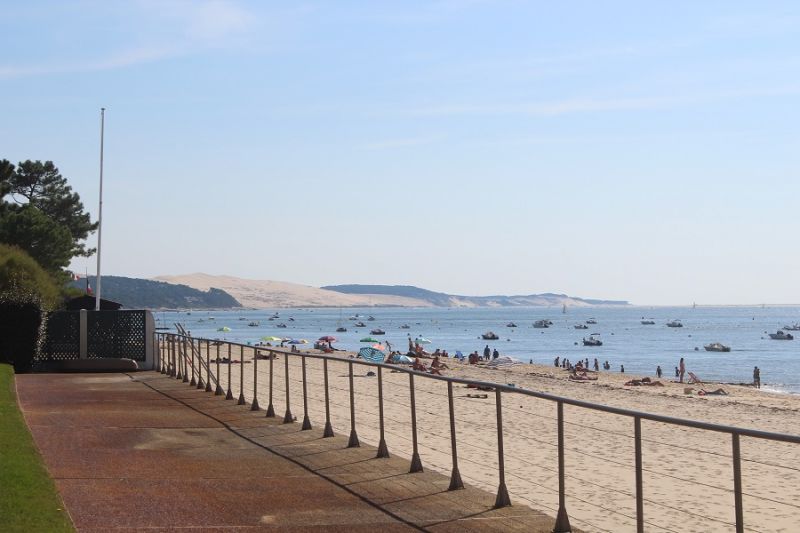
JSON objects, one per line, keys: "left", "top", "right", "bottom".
{"left": 0, "top": 159, "right": 97, "bottom": 274}
{"left": 67, "top": 276, "right": 241, "bottom": 309}
{"left": 0, "top": 244, "right": 60, "bottom": 309}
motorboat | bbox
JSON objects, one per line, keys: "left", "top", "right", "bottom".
{"left": 400, "top": 324, "right": 411, "bottom": 329}
{"left": 354, "top": 321, "right": 366, "bottom": 327}
{"left": 586, "top": 318, "right": 597, "bottom": 324}
{"left": 506, "top": 322, "right": 517, "bottom": 328}
{"left": 336, "top": 326, "right": 347, "bottom": 332}
{"left": 666, "top": 320, "right": 683, "bottom": 328}
{"left": 769, "top": 330, "right": 794, "bottom": 340}
{"left": 370, "top": 328, "right": 386, "bottom": 335}
{"left": 641, "top": 319, "right": 655, "bottom": 325}
{"left": 247, "top": 321, "right": 260, "bottom": 327}
{"left": 482, "top": 331, "right": 499, "bottom": 340}
{"left": 583, "top": 335, "right": 603, "bottom": 346}
{"left": 704, "top": 342, "right": 731, "bottom": 352}
{"left": 574, "top": 324, "right": 588, "bottom": 329}
{"left": 367, "top": 316, "right": 376, "bottom": 321}
{"left": 783, "top": 323, "right": 800, "bottom": 331}
{"left": 533, "top": 320, "right": 550, "bottom": 328}
{"left": 276, "top": 323, "right": 287, "bottom": 328}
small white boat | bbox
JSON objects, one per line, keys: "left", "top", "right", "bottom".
{"left": 666, "top": 320, "right": 683, "bottom": 328}
{"left": 704, "top": 342, "right": 731, "bottom": 352}
{"left": 641, "top": 319, "right": 655, "bottom": 325}
{"left": 769, "top": 330, "right": 794, "bottom": 340}
{"left": 533, "top": 320, "right": 550, "bottom": 328}
{"left": 248, "top": 321, "right": 260, "bottom": 327}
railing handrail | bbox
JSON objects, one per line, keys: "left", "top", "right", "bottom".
{"left": 156, "top": 332, "right": 800, "bottom": 444}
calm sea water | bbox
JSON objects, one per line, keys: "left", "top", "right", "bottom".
{"left": 158, "top": 306, "right": 800, "bottom": 394}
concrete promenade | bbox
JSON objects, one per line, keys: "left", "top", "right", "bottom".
{"left": 16, "top": 371, "right": 561, "bottom": 532}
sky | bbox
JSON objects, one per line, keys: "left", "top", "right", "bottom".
{"left": 1, "top": 1, "right": 799, "bottom": 305}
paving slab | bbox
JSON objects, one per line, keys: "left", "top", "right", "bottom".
{"left": 16, "top": 371, "right": 570, "bottom": 532}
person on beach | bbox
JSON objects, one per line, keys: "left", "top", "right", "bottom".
{"left": 492, "top": 348, "right": 499, "bottom": 359}
{"left": 675, "top": 366, "right": 679, "bottom": 378}
{"left": 754, "top": 366, "right": 761, "bottom": 388}
{"left": 413, "top": 357, "right": 428, "bottom": 372}
{"left": 554, "top": 356, "right": 560, "bottom": 367}
{"left": 408, "top": 337, "right": 414, "bottom": 352}
{"left": 430, "top": 356, "right": 448, "bottom": 375}
{"left": 656, "top": 365, "right": 662, "bottom": 378}
{"left": 679, "top": 357, "right": 686, "bottom": 383}
{"left": 620, "top": 365, "right": 625, "bottom": 373}
{"left": 603, "top": 361, "right": 610, "bottom": 370}
{"left": 484, "top": 345, "right": 491, "bottom": 361}
{"left": 594, "top": 358, "right": 599, "bottom": 371}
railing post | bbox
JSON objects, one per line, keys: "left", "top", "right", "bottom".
{"left": 634, "top": 416, "right": 644, "bottom": 533}
{"left": 215, "top": 343, "right": 224, "bottom": 395}
{"left": 225, "top": 344, "right": 234, "bottom": 400}
{"left": 283, "top": 351, "right": 294, "bottom": 423}
{"left": 732, "top": 433, "right": 744, "bottom": 533}
{"left": 447, "top": 381, "right": 463, "bottom": 490}
{"left": 266, "top": 351, "right": 275, "bottom": 417}
{"left": 322, "top": 358, "right": 334, "bottom": 437}
{"left": 182, "top": 338, "right": 189, "bottom": 383}
{"left": 347, "top": 361, "right": 359, "bottom": 447}
{"left": 237, "top": 345, "right": 246, "bottom": 405}
{"left": 196, "top": 339, "right": 205, "bottom": 390}
{"left": 205, "top": 340, "right": 212, "bottom": 392}
{"left": 251, "top": 349, "right": 260, "bottom": 410}
{"left": 376, "top": 366, "right": 389, "bottom": 458}
{"left": 189, "top": 339, "right": 197, "bottom": 387}
{"left": 167, "top": 337, "right": 173, "bottom": 376}
{"left": 301, "top": 356, "right": 312, "bottom": 430}
{"left": 494, "top": 389, "right": 511, "bottom": 508}
{"left": 176, "top": 338, "right": 183, "bottom": 381}
{"left": 409, "top": 373, "right": 423, "bottom": 472}
{"left": 554, "top": 401, "right": 571, "bottom": 532}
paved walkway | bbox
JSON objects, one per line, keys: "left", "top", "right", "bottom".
{"left": 16, "top": 371, "right": 562, "bottom": 532}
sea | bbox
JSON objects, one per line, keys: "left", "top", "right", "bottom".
{"left": 157, "top": 305, "right": 800, "bottom": 394}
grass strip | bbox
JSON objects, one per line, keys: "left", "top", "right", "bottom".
{"left": 0, "top": 363, "right": 74, "bottom": 532}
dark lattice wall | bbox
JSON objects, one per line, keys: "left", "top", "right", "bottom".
{"left": 39, "top": 310, "right": 147, "bottom": 362}
{"left": 87, "top": 311, "right": 146, "bottom": 361}
{"left": 40, "top": 312, "right": 81, "bottom": 360}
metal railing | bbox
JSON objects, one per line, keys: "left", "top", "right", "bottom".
{"left": 154, "top": 332, "right": 800, "bottom": 533}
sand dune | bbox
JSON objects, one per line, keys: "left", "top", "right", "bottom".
{"left": 154, "top": 273, "right": 432, "bottom": 309}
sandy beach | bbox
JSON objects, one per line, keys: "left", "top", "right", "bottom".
{"left": 183, "top": 342, "right": 800, "bottom": 533}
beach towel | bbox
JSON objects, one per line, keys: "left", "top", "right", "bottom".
{"left": 358, "top": 346, "right": 386, "bottom": 363}
{"left": 486, "top": 356, "right": 519, "bottom": 369}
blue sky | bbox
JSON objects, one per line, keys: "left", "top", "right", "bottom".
{"left": 2, "top": 1, "right": 799, "bottom": 304}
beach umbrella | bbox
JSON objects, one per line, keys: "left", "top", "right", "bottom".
{"left": 261, "top": 336, "right": 282, "bottom": 342}
{"left": 360, "top": 337, "right": 379, "bottom": 343}
{"left": 318, "top": 336, "right": 337, "bottom": 342}
{"left": 217, "top": 326, "right": 231, "bottom": 332}
{"left": 391, "top": 354, "right": 413, "bottom": 364}
{"left": 358, "top": 346, "right": 386, "bottom": 363}
{"left": 414, "top": 337, "right": 431, "bottom": 344}
{"left": 287, "top": 339, "right": 308, "bottom": 345}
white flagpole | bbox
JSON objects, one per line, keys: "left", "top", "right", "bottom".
{"left": 95, "top": 108, "right": 105, "bottom": 311}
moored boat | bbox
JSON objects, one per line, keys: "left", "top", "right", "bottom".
{"left": 586, "top": 318, "right": 597, "bottom": 324}
{"left": 704, "top": 342, "right": 731, "bottom": 352}
{"left": 641, "top": 319, "right": 655, "bottom": 325}
{"left": 506, "top": 322, "right": 517, "bottom": 327}
{"left": 783, "top": 323, "right": 800, "bottom": 331}
{"left": 370, "top": 328, "right": 386, "bottom": 335}
{"left": 354, "top": 321, "right": 366, "bottom": 327}
{"left": 482, "top": 331, "right": 499, "bottom": 340}
{"left": 583, "top": 335, "right": 603, "bottom": 346}
{"left": 666, "top": 320, "right": 683, "bottom": 328}
{"left": 533, "top": 320, "right": 550, "bottom": 328}
{"left": 574, "top": 324, "right": 588, "bottom": 329}
{"left": 769, "top": 330, "right": 794, "bottom": 340}
{"left": 248, "top": 321, "right": 260, "bottom": 327}
{"left": 336, "top": 326, "right": 347, "bottom": 332}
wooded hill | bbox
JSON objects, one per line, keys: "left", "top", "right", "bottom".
{"left": 68, "top": 276, "right": 241, "bottom": 309}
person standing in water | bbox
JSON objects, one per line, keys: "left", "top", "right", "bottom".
{"left": 753, "top": 366, "right": 761, "bottom": 389}
{"left": 656, "top": 365, "right": 662, "bottom": 378}
{"left": 679, "top": 357, "right": 686, "bottom": 383}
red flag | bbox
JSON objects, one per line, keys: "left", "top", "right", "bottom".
{"left": 86, "top": 281, "right": 93, "bottom": 295}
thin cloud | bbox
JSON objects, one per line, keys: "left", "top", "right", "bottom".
{"left": 0, "top": 0, "right": 254, "bottom": 80}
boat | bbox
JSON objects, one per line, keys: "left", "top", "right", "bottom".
{"left": 641, "top": 319, "right": 655, "bottom": 325}
{"left": 769, "top": 331, "right": 794, "bottom": 340}
{"left": 583, "top": 335, "right": 603, "bottom": 346}
{"left": 288, "top": 317, "right": 295, "bottom": 321}
{"left": 666, "top": 320, "right": 683, "bottom": 328}
{"left": 276, "top": 323, "right": 287, "bottom": 328}
{"left": 586, "top": 318, "right": 597, "bottom": 324}
{"left": 336, "top": 326, "right": 347, "bottom": 332}
{"left": 506, "top": 322, "right": 517, "bottom": 328}
{"left": 247, "top": 321, "right": 260, "bottom": 327}
{"left": 562, "top": 304, "right": 567, "bottom": 314}
{"left": 370, "top": 328, "right": 386, "bottom": 335}
{"left": 354, "top": 321, "right": 366, "bottom": 327}
{"left": 400, "top": 324, "right": 411, "bottom": 329}
{"left": 574, "top": 324, "right": 588, "bottom": 329}
{"left": 482, "top": 331, "right": 499, "bottom": 340}
{"left": 367, "top": 316, "right": 376, "bottom": 321}
{"left": 533, "top": 320, "right": 550, "bottom": 328}
{"left": 704, "top": 342, "right": 731, "bottom": 352}
{"left": 783, "top": 323, "right": 800, "bottom": 331}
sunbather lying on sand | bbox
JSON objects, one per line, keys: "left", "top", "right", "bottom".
{"left": 698, "top": 388, "right": 728, "bottom": 396}
{"left": 624, "top": 377, "right": 664, "bottom": 387}
{"left": 569, "top": 370, "right": 598, "bottom": 381}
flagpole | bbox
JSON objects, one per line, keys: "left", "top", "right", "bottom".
{"left": 95, "top": 108, "right": 105, "bottom": 311}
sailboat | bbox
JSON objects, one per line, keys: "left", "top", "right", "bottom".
{"left": 335, "top": 308, "right": 347, "bottom": 332}
{"left": 562, "top": 303, "right": 567, "bottom": 314}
